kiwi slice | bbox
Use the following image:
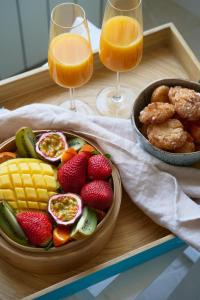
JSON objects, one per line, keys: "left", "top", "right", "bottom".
{"left": 0, "top": 201, "right": 28, "bottom": 245}
{"left": 68, "top": 137, "right": 86, "bottom": 151}
{"left": 16, "top": 127, "right": 38, "bottom": 158}
{"left": 23, "top": 128, "right": 38, "bottom": 158}
{"left": 1, "top": 201, "right": 27, "bottom": 240}
{"left": 15, "top": 127, "right": 29, "bottom": 157}
{"left": 71, "top": 207, "right": 97, "bottom": 239}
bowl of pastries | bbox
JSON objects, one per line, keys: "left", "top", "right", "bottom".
{"left": 132, "top": 78, "right": 200, "bottom": 165}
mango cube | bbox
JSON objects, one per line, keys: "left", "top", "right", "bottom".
{"left": 0, "top": 158, "right": 58, "bottom": 210}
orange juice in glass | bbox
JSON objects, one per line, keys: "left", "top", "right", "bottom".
{"left": 48, "top": 33, "right": 93, "bottom": 88}
{"left": 97, "top": 0, "right": 143, "bottom": 118}
{"left": 100, "top": 16, "right": 143, "bottom": 72}
{"left": 48, "top": 3, "right": 93, "bottom": 113}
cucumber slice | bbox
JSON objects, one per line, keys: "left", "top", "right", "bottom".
{"left": 68, "top": 138, "right": 86, "bottom": 151}
{"left": 71, "top": 207, "right": 97, "bottom": 239}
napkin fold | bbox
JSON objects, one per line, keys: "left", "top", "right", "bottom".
{"left": 1, "top": 104, "right": 200, "bottom": 249}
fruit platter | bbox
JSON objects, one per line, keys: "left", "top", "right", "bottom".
{"left": 0, "top": 128, "right": 121, "bottom": 273}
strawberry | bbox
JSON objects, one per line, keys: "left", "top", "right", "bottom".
{"left": 88, "top": 154, "right": 112, "bottom": 180}
{"left": 81, "top": 180, "right": 113, "bottom": 210}
{"left": 16, "top": 212, "right": 52, "bottom": 247}
{"left": 58, "top": 152, "right": 88, "bottom": 193}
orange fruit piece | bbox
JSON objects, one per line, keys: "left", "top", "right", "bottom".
{"left": 80, "top": 144, "right": 96, "bottom": 155}
{"left": 53, "top": 227, "right": 71, "bottom": 247}
{"left": 0, "top": 152, "right": 16, "bottom": 164}
{"left": 61, "top": 148, "right": 77, "bottom": 163}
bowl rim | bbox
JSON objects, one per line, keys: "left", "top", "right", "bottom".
{"left": 131, "top": 78, "right": 200, "bottom": 157}
{"left": 0, "top": 130, "right": 122, "bottom": 253}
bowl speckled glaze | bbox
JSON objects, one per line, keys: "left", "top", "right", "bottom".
{"left": 132, "top": 78, "right": 200, "bottom": 166}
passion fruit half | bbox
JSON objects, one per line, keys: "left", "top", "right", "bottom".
{"left": 48, "top": 193, "right": 82, "bottom": 226}
{"left": 36, "top": 132, "right": 68, "bottom": 163}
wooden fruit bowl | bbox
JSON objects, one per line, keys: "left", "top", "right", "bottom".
{"left": 0, "top": 130, "right": 122, "bottom": 274}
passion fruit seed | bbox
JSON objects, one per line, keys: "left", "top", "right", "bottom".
{"left": 39, "top": 135, "right": 65, "bottom": 158}
{"left": 36, "top": 132, "right": 68, "bottom": 162}
{"left": 50, "top": 196, "right": 79, "bottom": 222}
{"left": 48, "top": 193, "right": 82, "bottom": 226}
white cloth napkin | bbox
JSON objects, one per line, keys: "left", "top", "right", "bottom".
{"left": 1, "top": 104, "right": 200, "bottom": 249}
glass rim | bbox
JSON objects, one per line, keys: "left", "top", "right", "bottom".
{"left": 107, "top": 0, "right": 142, "bottom": 12}
{"left": 51, "top": 2, "right": 86, "bottom": 29}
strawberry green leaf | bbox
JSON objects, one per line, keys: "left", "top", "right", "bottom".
{"left": 91, "top": 150, "right": 100, "bottom": 155}
{"left": 105, "top": 153, "right": 112, "bottom": 159}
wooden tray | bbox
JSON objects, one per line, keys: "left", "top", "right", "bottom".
{"left": 0, "top": 23, "right": 200, "bottom": 300}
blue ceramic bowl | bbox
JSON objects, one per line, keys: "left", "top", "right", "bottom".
{"left": 132, "top": 78, "right": 200, "bottom": 166}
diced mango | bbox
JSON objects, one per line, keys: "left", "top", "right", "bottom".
{"left": 0, "top": 175, "right": 12, "bottom": 188}
{"left": 0, "top": 158, "right": 58, "bottom": 210}
{"left": 2, "top": 189, "right": 15, "bottom": 200}
{"left": 48, "top": 191, "right": 56, "bottom": 198}
{"left": 8, "top": 164, "right": 18, "bottom": 173}
{"left": 41, "top": 163, "right": 54, "bottom": 175}
{"left": 15, "top": 188, "right": 26, "bottom": 200}
{"left": 32, "top": 174, "right": 46, "bottom": 188}
{"left": 44, "top": 175, "right": 57, "bottom": 190}
{"left": 8, "top": 201, "right": 17, "bottom": 209}
{"left": 37, "top": 188, "right": 49, "bottom": 201}
{"left": 12, "top": 174, "right": 22, "bottom": 186}
{"left": 22, "top": 174, "right": 33, "bottom": 187}
{"left": 19, "top": 163, "right": 30, "bottom": 172}
{"left": 39, "top": 202, "right": 47, "bottom": 210}
{"left": 0, "top": 166, "right": 8, "bottom": 175}
{"left": 17, "top": 200, "right": 28, "bottom": 209}
{"left": 25, "top": 188, "right": 37, "bottom": 201}
{"left": 0, "top": 190, "right": 4, "bottom": 199}
{"left": 28, "top": 201, "right": 39, "bottom": 209}
{"left": 29, "top": 163, "right": 41, "bottom": 173}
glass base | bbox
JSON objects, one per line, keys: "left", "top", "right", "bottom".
{"left": 60, "top": 100, "right": 94, "bottom": 115}
{"left": 96, "top": 86, "right": 135, "bottom": 118}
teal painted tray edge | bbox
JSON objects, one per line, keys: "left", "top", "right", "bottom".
{"left": 35, "top": 237, "right": 185, "bottom": 300}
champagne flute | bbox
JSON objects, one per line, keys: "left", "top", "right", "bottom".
{"left": 97, "top": 0, "right": 143, "bottom": 118}
{"left": 48, "top": 3, "right": 93, "bottom": 113}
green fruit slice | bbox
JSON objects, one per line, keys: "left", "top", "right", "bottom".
{"left": 68, "top": 138, "right": 86, "bottom": 151}
{"left": 24, "top": 128, "right": 38, "bottom": 159}
{"left": 16, "top": 127, "right": 38, "bottom": 158}
{"left": 15, "top": 127, "right": 29, "bottom": 157}
{"left": 71, "top": 207, "right": 97, "bottom": 239}
{"left": 0, "top": 201, "right": 28, "bottom": 245}
{"left": 0, "top": 201, "right": 27, "bottom": 241}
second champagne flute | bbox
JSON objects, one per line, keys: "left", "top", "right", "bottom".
{"left": 48, "top": 3, "right": 93, "bottom": 113}
{"left": 97, "top": 0, "right": 143, "bottom": 118}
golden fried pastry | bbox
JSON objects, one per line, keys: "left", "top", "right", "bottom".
{"left": 170, "top": 88, "right": 200, "bottom": 120}
{"left": 151, "top": 85, "right": 170, "bottom": 103}
{"left": 190, "top": 121, "right": 200, "bottom": 143}
{"left": 174, "top": 133, "right": 195, "bottom": 153}
{"left": 168, "top": 86, "right": 182, "bottom": 104}
{"left": 173, "top": 113, "right": 190, "bottom": 131}
{"left": 147, "top": 119, "right": 187, "bottom": 151}
{"left": 139, "top": 102, "right": 175, "bottom": 125}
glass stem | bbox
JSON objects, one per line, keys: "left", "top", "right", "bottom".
{"left": 69, "top": 88, "right": 76, "bottom": 111}
{"left": 112, "top": 72, "right": 122, "bottom": 103}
